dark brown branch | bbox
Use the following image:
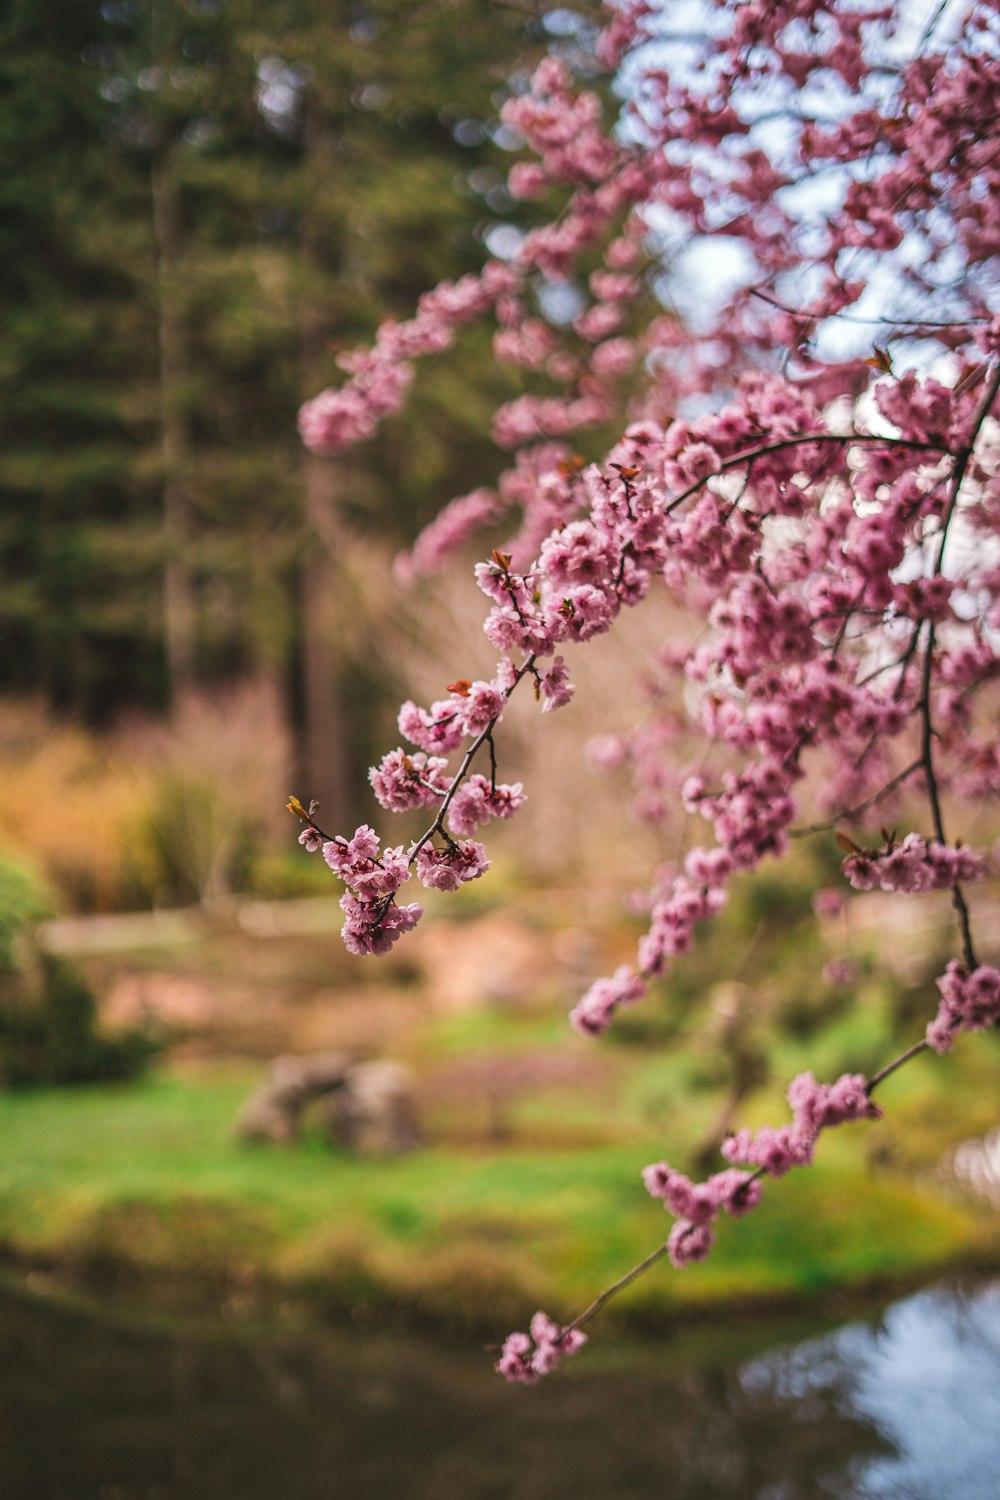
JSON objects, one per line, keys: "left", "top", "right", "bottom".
{"left": 547, "top": 1013, "right": 961, "bottom": 1342}
{"left": 661, "top": 431, "right": 950, "bottom": 517}
{"left": 562, "top": 1238, "right": 674, "bottom": 1336}
{"left": 750, "top": 287, "right": 989, "bottom": 329}
{"left": 866, "top": 1039, "right": 929, "bottom": 1093}
{"left": 789, "top": 758, "right": 923, "bottom": 837}
{"left": 918, "top": 625, "right": 978, "bottom": 972}
{"left": 409, "top": 655, "right": 536, "bottom": 861}
{"left": 933, "top": 360, "right": 1000, "bottom": 572}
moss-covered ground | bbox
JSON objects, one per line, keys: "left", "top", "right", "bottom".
{"left": 0, "top": 1040, "right": 995, "bottom": 1336}
{"left": 4, "top": 841, "right": 998, "bottom": 1336}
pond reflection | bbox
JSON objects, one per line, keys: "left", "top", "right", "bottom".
{"left": 0, "top": 1276, "right": 997, "bottom": 1499}
{"left": 743, "top": 1281, "right": 1000, "bottom": 1499}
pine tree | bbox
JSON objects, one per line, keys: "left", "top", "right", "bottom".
{"left": 1, "top": 0, "right": 580, "bottom": 820}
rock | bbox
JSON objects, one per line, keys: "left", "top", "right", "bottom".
{"left": 325, "top": 1060, "right": 421, "bottom": 1156}
{"left": 236, "top": 1050, "right": 355, "bottom": 1144}
{"left": 236, "top": 1052, "right": 420, "bottom": 1155}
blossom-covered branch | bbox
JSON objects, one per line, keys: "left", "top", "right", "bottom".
{"left": 496, "top": 997, "right": 1000, "bottom": 1383}
{"left": 292, "top": 0, "right": 1000, "bottom": 1379}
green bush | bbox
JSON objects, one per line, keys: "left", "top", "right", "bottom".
{"left": 0, "top": 956, "right": 160, "bottom": 1088}
{"left": 0, "top": 853, "right": 160, "bottom": 1088}
{"left": 0, "top": 855, "right": 50, "bottom": 972}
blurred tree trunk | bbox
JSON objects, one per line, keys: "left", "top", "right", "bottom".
{"left": 300, "top": 456, "right": 351, "bottom": 823}
{"left": 298, "top": 86, "right": 350, "bottom": 822}
{"left": 0, "top": 0, "right": 568, "bottom": 725}
{"left": 151, "top": 141, "right": 196, "bottom": 698}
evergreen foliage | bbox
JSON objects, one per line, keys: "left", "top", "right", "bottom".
{"left": 0, "top": 0, "right": 582, "bottom": 747}
{"left": 0, "top": 853, "right": 159, "bottom": 1086}
{"left": 0, "top": 954, "right": 160, "bottom": 1088}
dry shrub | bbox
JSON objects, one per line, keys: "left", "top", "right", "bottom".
{"left": 66, "top": 1195, "right": 278, "bottom": 1284}
{"left": 0, "top": 698, "right": 152, "bottom": 911}
{"left": 118, "top": 679, "right": 291, "bottom": 910}
{"left": 381, "top": 1239, "right": 553, "bottom": 1332}
{"left": 419, "top": 1048, "right": 612, "bottom": 1144}
{"left": 279, "top": 1225, "right": 551, "bottom": 1332}
{"left": 0, "top": 681, "right": 292, "bottom": 913}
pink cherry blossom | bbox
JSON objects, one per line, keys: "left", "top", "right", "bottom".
{"left": 926, "top": 964, "right": 1000, "bottom": 1053}
{"left": 414, "top": 839, "right": 490, "bottom": 892}
{"left": 369, "top": 749, "right": 449, "bottom": 813}
{"left": 291, "top": 0, "right": 1000, "bottom": 1382}
{"left": 496, "top": 1311, "right": 587, "bottom": 1384}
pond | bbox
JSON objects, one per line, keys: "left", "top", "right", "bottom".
{"left": 1, "top": 1275, "right": 998, "bottom": 1499}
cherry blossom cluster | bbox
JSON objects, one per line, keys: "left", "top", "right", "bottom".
{"left": 294, "top": 0, "right": 1000, "bottom": 1380}
{"left": 310, "top": 824, "right": 424, "bottom": 958}
{"left": 641, "top": 1162, "right": 763, "bottom": 1270}
{"left": 298, "top": 267, "right": 516, "bottom": 454}
{"left": 926, "top": 963, "right": 1000, "bottom": 1055}
{"left": 495, "top": 1311, "right": 588, "bottom": 1386}
{"left": 301, "top": 51, "right": 660, "bottom": 478}
{"left": 841, "top": 834, "right": 987, "bottom": 895}
{"left": 292, "top": 659, "right": 535, "bottom": 955}
{"left": 635, "top": 1070, "right": 880, "bottom": 1280}
{"left": 722, "top": 1071, "right": 883, "bottom": 1176}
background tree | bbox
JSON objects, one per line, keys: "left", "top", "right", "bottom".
{"left": 0, "top": 0, "right": 607, "bottom": 821}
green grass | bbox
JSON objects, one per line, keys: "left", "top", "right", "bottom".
{"left": 410, "top": 1005, "right": 574, "bottom": 1058}
{"left": 0, "top": 1065, "right": 994, "bottom": 1333}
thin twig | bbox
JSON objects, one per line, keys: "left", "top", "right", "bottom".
{"left": 409, "top": 655, "right": 536, "bottom": 860}
{"left": 918, "top": 625, "right": 978, "bottom": 972}
{"left": 549, "top": 1018, "right": 956, "bottom": 1341}
{"left": 933, "top": 360, "right": 1000, "bottom": 573}
{"left": 911, "top": 370, "right": 1000, "bottom": 972}
{"left": 750, "top": 286, "right": 988, "bottom": 329}
{"left": 866, "top": 1039, "right": 930, "bottom": 1093}
{"left": 662, "top": 431, "right": 950, "bottom": 517}
{"left": 789, "top": 759, "right": 923, "bottom": 836}
{"left": 562, "top": 1239, "right": 674, "bottom": 1335}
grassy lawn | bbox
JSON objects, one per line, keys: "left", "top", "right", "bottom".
{"left": 0, "top": 1063, "right": 994, "bottom": 1334}
{"left": 4, "top": 851, "right": 999, "bottom": 1335}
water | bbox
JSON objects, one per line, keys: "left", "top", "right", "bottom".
{"left": 1, "top": 1276, "right": 997, "bottom": 1499}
